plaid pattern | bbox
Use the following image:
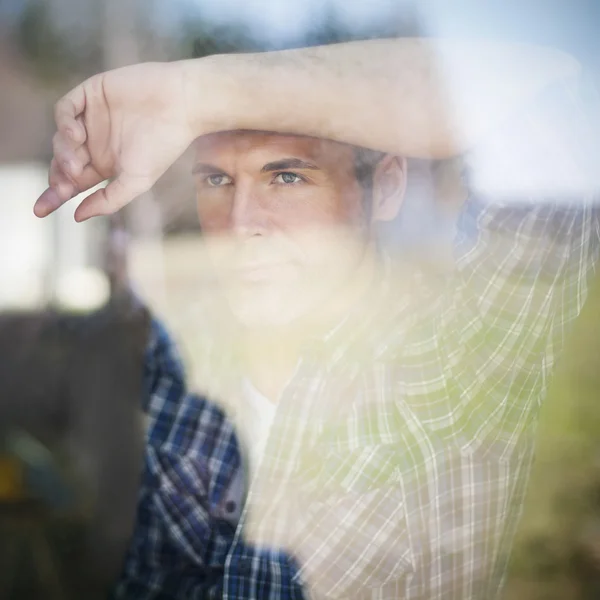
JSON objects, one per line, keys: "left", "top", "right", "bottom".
{"left": 115, "top": 81, "right": 600, "bottom": 599}
{"left": 112, "top": 319, "right": 245, "bottom": 599}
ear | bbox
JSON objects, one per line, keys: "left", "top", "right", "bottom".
{"left": 371, "top": 155, "right": 407, "bottom": 224}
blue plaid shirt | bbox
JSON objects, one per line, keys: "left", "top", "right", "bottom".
{"left": 110, "top": 319, "right": 253, "bottom": 599}
{"left": 113, "top": 82, "right": 599, "bottom": 600}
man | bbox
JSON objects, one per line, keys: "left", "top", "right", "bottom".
{"left": 35, "top": 39, "right": 599, "bottom": 599}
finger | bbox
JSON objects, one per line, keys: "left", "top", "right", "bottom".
{"left": 34, "top": 187, "right": 65, "bottom": 218}
{"left": 68, "top": 144, "right": 92, "bottom": 178}
{"left": 48, "top": 158, "right": 76, "bottom": 202}
{"left": 54, "top": 81, "right": 88, "bottom": 143}
{"left": 75, "top": 115, "right": 87, "bottom": 144}
{"left": 37, "top": 162, "right": 106, "bottom": 218}
{"left": 52, "top": 129, "right": 83, "bottom": 160}
{"left": 50, "top": 157, "right": 103, "bottom": 196}
{"left": 48, "top": 157, "right": 63, "bottom": 187}
{"left": 52, "top": 135, "right": 91, "bottom": 178}
{"left": 74, "top": 175, "right": 148, "bottom": 222}
{"left": 72, "top": 164, "right": 106, "bottom": 195}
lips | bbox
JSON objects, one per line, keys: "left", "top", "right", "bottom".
{"left": 234, "top": 261, "right": 290, "bottom": 282}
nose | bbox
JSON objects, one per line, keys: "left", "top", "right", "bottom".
{"left": 230, "top": 183, "right": 270, "bottom": 238}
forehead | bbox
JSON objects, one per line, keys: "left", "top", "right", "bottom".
{"left": 193, "top": 131, "right": 355, "bottom": 167}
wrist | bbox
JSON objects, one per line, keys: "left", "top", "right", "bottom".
{"left": 179, "top": 53, "right": 249, "bottom": 139}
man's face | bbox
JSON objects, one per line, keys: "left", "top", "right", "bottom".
{"left": 193, "top": 131, "right": 380, "bottom": 328}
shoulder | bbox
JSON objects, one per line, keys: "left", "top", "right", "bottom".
{"left": 143, "top": 317, "right": 237, "bottom": 456}
{"left": 141, "top": 317, "right": 189, "bottom": 447}
{"left": 143, "top": 318, "right": 187, "bottom": 403}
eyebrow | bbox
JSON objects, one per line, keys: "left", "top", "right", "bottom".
{"left": 261, "top": 158, "right": 319, "bottom": 172}
{"left": 191, "top": 157, "right": 320, "bottom": 176}
{"left": 191, "top": 163, "right": 224, "bottom": 175}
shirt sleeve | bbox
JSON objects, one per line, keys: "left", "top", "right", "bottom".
{"left": 110, "top": 452, "right": 211, "bottom": 600}
{"left": 405, "top": 78, "right": 600, "bottom": 457}
{"left": 112, "top": 319, "right": 243, "bottom": 599}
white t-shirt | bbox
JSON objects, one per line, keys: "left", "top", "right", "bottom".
{"left": 238, "top": 379, "right": 277, "bottom": 482}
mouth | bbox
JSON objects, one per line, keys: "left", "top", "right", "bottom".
{"left": 234, "top": 261, "right": 291, "bottom": 283}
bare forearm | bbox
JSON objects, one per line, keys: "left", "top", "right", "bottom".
{"left": 184, "top": 38, "right": 581, "bottom": 158}
{"left": 35, "top": 37, "right": 582, "bottom": 221}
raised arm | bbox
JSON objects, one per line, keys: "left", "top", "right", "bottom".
{"left": 399, "top": 78, "right": 600, "bottom": 460}
{"left": 184, "top": 38, "right": 580, "bottom": 157}
{"left": 35, "top": 38, "right": 580, "bottom": 221}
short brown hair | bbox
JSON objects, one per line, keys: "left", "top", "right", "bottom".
{"left": 354, "top": 147, "right": 386, "bottom": 196}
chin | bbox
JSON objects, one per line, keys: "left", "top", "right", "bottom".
{"left": 225, "top": 287, "right": 309, "bottom": 330}
{"left": 229, "top": 302, "right": 305, "bottom": 330}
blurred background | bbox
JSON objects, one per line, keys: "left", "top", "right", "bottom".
{"left": 0, "top": 0, "right": 599, "bottom": 598}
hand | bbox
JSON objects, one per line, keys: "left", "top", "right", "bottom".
{"left": 34, "top": 62, "right": 193, "bottom": 221}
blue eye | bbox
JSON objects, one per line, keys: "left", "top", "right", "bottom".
{"left": 274, "top": 172, "right": 302, "bottom": 184}
{"left": 206, "top": 174, "right": 232, "bottom": 187}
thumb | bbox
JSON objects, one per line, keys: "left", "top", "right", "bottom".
{"left": 74, "top": 175, "right": 150, "bottom": 222}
